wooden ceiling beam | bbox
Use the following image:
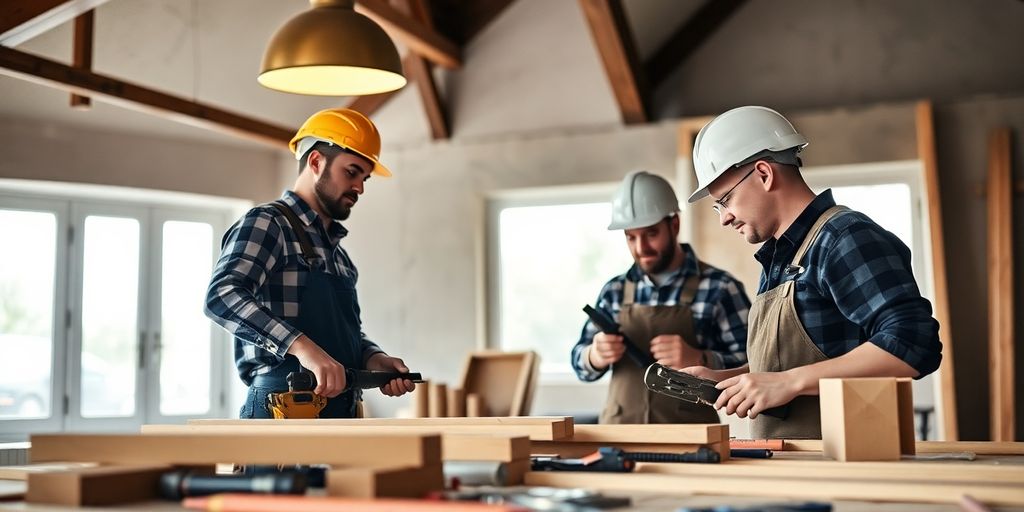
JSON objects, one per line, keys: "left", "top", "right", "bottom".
{"left": 579, "top": 0, "right": 648, "bottom": 124}
{"left": 0, "top": 46, "right": 295, "bottom": 149}
{"left": 1, "top": 0, "right": 109, "bottom": 47}
{"left": 69, "top": 8, "right": 91, "bottom": 108}
{"left": 401, "top": 0, "right": 448, "bottom": 139}
{"left": 357, "top": 0, "right": 462, "bottom": 69}
{"left": 645, "top": 0, "right": 748, "bottom": 89}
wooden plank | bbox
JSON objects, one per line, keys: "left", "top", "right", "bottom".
{"left": 356, "top": 0, "right": 461, "bottom": 69}
{"left": 637, "top": 459, "right": 1024, "bottom": 485}
{"left": 69, "top": 9, "right": 92, "bottom": 108}
{"left": 327, "top": 465, "right": 443, "bottom": 498}
{"left": 645, "top": 0, "right": 748, "bottom": 88}
{"left": 29, "top": 433, "right": 440, "bottom": 468}
{"left": 569, "top": 424, "right": 727, "bottom": 444}
{"left": 144, "top": 424, "right": 530, "bottom": 462}
{"left": 915, "top": 100, "right": 958, "bottom": 441}
{"left": 987, "top": 127, "right": 1015, "bottom": 442}
{"left": 187, "top": 417, "right": 573, "bottom": 441}
{"left": 26, "top": 465, "right": 170, "bottom": 506}
{"left": 0, "top": 462, "right": 96, "bottom": 481}
{"left": 0, "top": 46, "right": 294, "bottom": 149}
{"left": 782, "top": 440, "right": 1024, "bottom": 455}
{"left": 0, "top": 0, "right": 108, "bottom": 47}
{"left": 532, "top": 440, "right": 728, "bottom": 462}
{"left": 400, "top": 0, "right": 449, "bottom": 140}
{"left": 525, "top": 471, "right": 1024, "bottom": 506}
{"left": 577, "top": 0, "right": 647, "bottom": 124}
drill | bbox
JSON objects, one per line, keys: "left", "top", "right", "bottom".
{"left": 267, "top": 369, "right": 424, "bottom": 419}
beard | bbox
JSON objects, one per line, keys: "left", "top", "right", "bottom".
{"left": 313, "top": 167, "right": 357, "bottom": 221}
{"left": 636, "top": 243, "right": 677, "bottom": 275}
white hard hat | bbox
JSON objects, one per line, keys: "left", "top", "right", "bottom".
{"left": 688, "top": 106, "right": 808, "bottom": 203}
{"left": 608, "top": 171, "right": 680, "bottom": 230}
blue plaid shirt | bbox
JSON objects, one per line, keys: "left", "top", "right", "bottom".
{"left": 572, "top": 244, "right": 751, "bottom": 381}
{"left": 205, "top": 191, "right": 383, "bottom": 386}
{"left": 754, "top": 189, "right": 942, "bottom": 376}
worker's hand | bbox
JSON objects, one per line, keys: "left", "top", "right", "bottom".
{"left": 287, "top": 335, "right": 346, "bottom": 398}
{"left": 649, "top": 334, "right": 704, "bottom": 369}
{"left": 366, "top": 353, "right": 416, "bottom": 397}
{"left": 714, "top": 372, "right": 800, "bottom": 419}
{"left": 588, "top": 332, "right": 625, "bottom": 369}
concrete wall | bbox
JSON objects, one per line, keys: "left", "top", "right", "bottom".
{"left": 0, "top": 117, "right": 283, "bottom": 203}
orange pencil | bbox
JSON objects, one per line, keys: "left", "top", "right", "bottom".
{"left": 183, "top": 493, "right": 529, "bottom": 512}
{"left": 729, "top": 439, "right": 785, "bottom": 451}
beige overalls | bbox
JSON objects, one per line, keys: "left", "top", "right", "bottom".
{"left": 747, "top": 205, "right": 849, "bottom": 439}
{"left": 600, "top": 261, "right": 721, "bottom": 424}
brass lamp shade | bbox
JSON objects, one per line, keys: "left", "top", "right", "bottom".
{"left": 258, "top": 0, "right": 406, "bottom": 96}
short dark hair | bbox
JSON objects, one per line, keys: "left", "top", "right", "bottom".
{"left": 298, "top": 141, "right": 345, "bottom": 175}
{"left": 297, "top": 142, "right": 375, "bottom": 175}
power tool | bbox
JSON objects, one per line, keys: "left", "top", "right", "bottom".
{"left": 267, "top": 369, "right": 425, "bottom": 419}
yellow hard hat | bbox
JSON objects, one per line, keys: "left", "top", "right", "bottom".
{"left": 289, "top": 108, "right": 391, "bottom": 177}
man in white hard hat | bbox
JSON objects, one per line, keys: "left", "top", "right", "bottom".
{"left": 572, "top": 170, "right": 751, "bottom": 424}
{"left": 683, "top": 106, "right": 942, "bottom": 438}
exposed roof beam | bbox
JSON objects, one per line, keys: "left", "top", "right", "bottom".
{"left": 0, "top": 46, "right": 294, "bottom": 149}
{"left": 645, "top": 0, "right": 747, "bottom": 89}
{"left": 579, "top": 0, "right": 648, "bottom": 124}
{"left": 1, "top": 0, "right": 109, "bottom": 47}
{"left": 357, "top": 0, "right": 462, "bottom": 69}
{"left": 69, "top": 8, "right": 92, "bottom": 108}
{"left": 402, "top": 0, "right": 448, "bottom": 139}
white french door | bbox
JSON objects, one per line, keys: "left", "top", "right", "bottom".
{"left": 0, "top": 192, "right": 232, "bottom": 439}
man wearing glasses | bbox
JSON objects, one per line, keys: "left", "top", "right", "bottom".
{"left": 573, "top": 171, "right": 751, "bottom": 424}
{"left": 682, "top": 106, "right": 942, "bottom": 439}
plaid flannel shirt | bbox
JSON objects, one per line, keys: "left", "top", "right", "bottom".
{"left": 572, "top": 244, "right": 751, "bottom": 381}
{"left": 754, "top": 189, "right": 942, "bottom": 376}
{"left": 205, "top": 191, "right": 383, "bottom": 386}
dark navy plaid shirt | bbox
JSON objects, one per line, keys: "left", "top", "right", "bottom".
{"left": 205, "top": 191, "right": 383, "bottom": 386}
{"left": 754, "top": 190, "right": 942, "bottom": 376}
{"left": 572, "top": 244, "right": 751, "bottom": 381}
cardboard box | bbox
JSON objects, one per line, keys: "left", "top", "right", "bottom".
{"left": 820, "top": 378, "right": 901, "bottom": 461}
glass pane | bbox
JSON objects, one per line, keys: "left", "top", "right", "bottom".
{"left": 0, "top": 210, "right": 56, "bottom": 419}
{"left": 497, "top": 203, "right": 633, "bottom": 374}
{"left": 159, "top": 221, "right": 214, "bottom": 415}
{"left": 80, "top": 216, "right": 139, "bottom": 417}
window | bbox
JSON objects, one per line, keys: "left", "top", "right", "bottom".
{"left": 488, "top": 185, "right": 632, "bottom": 378}
{"left": 0, "top": 182, "right": 244, "bottom": 440}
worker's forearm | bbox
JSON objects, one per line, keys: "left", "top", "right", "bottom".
{"left": 785, "top": 342, "right": 919, "bottom": 396}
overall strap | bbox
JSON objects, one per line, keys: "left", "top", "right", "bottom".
{"left": 270, "top": 202, "right": 320, "bottom": 265}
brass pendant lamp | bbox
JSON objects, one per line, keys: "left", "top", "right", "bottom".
{"left": 258, "top": 0, "right": 407, "bottom": 96}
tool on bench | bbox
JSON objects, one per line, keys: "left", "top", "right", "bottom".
{"left": 439, "top": 486, "right": 631, "bottom": 510}
{"left": 268, "top": 369, "right": 425, "bottom": 419}
{"left": 531, "top": 446, "right": 720, "bottom": 473}
{"left": 159, "top": 469, "right": 306, "bottom": 500}
{"left": 644, "top": 363, "right": 790, "bottom": 419}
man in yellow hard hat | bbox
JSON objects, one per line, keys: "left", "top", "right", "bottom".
{"left": 205, "top": 108, "right": 414, "bottom": 419}
{"left": 682, "top": 106, "right": 942, "bottom": 439}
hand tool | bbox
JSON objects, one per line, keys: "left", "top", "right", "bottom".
{"left": 644, "top": 363, "right": 790, "bottom": 419}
